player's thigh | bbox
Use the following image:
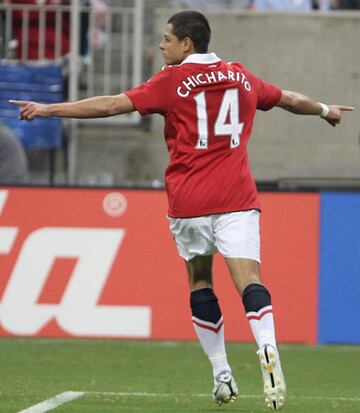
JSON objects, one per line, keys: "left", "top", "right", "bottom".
{"left": 185, "top": 255, "right": 213, "bottom": 290}
{"left": 214, "top": 210, "right": 261, "bottom": 262}
{"left": 214, "top": 210, "right": 262, "bottom": 295}
{"left": 168, "top": 215, "right": 217, "bottom": 261}
{"left": 225, "top": 257, "right": 261, "bottom": 296}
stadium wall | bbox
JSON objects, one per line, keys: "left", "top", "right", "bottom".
{"left": 0, "top": 187, "right": 358, "bottom": 344}
{"left": 68, "top": 12, "right": 359, "bottom": 186}
{"left": 150, "top": 11, "right": 360, "bottom": 183}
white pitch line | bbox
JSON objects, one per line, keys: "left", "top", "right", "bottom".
{"left": 89, "top": 391, "right": 360, "bottom": 402}
{"left": 17, "top": 389, "right": 360, "bottom": 413}
{"left": 17, "top": 391, "right": 85, "bottom": 413}
{"left": 299, "top": 396, "right": 360, "bottom": 402}
{"left": 90, "top": 391, "right": 257, "bottom": 398}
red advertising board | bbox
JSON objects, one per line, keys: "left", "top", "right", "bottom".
{"left": 0, "top": 188, "right": 319, "bottom": 343}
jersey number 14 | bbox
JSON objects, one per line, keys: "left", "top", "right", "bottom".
{"left": 194, "top": 88, "right": 244, "bottom": 149}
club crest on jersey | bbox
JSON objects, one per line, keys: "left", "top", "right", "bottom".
{"left": 177, "top": 70, "right": 252, "bottom": 98}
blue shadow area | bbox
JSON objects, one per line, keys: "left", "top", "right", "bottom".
{"left": 319, "top": 192, "right": 360, "bottom": 343}
{"left": 0, "top": 64, "right": 63, "bottom": 149}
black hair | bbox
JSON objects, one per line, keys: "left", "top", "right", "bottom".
{"left": 167, "top": 11, "right": 211, "bottom": 53}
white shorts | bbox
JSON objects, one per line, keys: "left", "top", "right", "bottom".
{"left": 168, "top": 210, "right": 260, "bottom": 262}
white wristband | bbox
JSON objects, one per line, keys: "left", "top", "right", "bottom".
{"left": 319, "top": 103, "right": 330, "bottom": 118}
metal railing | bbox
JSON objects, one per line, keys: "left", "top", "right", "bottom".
{"left": 0, "top": 1, "right": 144, "bottom": 121}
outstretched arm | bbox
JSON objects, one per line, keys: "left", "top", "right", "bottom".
{"left": 9, "top": 93, "right": 135, "bottom": 121}
{"left": 276, "top": 90, "right": 353, "bottom": 127}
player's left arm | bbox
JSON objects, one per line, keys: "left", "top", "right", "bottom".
{"left": 9, "top": 93, "right": 135, "bottom": 121}
{"left": 276, "top": 89, "right": 354, "bottom": 127}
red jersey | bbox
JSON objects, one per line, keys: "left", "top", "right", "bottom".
{"left": 125, "top": 53, "right": 281, "bottom": 218}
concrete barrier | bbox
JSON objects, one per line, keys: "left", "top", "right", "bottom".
{"left": 151, "top": 11, "right": 360, "bottom": 182}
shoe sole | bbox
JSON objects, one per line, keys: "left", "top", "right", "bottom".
{"left": 259, "top": 345, "right": 286, "bottom": 410}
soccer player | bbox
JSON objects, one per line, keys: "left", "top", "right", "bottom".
{"left": 10, "top": 10, "right": 353, "bottom": 411}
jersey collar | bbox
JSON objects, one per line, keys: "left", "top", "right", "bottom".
{"left": 180, "top": 52, "right": 221, "bottom": 65}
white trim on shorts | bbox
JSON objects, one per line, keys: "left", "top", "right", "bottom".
{"left": 168, "top": 209, "right": 260, "bottom": 262}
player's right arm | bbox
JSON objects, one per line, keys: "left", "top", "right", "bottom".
{"left": 9, "top": 94, "right": 135, "bottom": 121}
{"left": 276, "top": 89, "right": 353, "bottom": 127}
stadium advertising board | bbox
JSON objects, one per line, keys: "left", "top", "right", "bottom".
{"left": 0, "top": 188, "right": 318, "bottom": 343}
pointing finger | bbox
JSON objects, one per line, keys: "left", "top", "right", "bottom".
{"left": 9, "top": 100, "right": 29, "bottom": 106}
{"left": 339, "top": 106, "right": 354, "bottom": 112}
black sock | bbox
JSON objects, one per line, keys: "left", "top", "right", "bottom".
{"left": 190, "top": 288, "right": 222, "bottom": 324}
{"left": 242, "top": 283, "right": 271, "bottom": 313}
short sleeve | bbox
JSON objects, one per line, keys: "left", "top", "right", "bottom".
{"left": 125, "top": 68, "right": 171, "bottom": 116}
{"left": 250, "top": 74, "right": 282, "bottom": 111}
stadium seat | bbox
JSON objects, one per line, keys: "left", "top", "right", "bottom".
{"left": 0, "top": 63, "right": 63, "bottom": 150}
{"left": 0, "top": 63, "right": 65, "bottom": 184}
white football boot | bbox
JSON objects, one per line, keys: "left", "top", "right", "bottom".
{"left": 212, "top": 371, "right": 238, "bottom": 405}
{"left": 257, "top": 344, "right": 287, "bottom": 410}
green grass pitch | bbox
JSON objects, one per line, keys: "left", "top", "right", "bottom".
{"left": 0, "top": 338, "right": 359, "bottom": 412}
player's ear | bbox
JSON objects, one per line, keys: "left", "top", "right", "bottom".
{"left": 182, "top": 36, "right": 193, "bottom": 52}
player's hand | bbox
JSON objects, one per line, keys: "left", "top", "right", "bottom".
{"left": 9, "top": 100, "right": 50, "bottom": 121}
{"left": 324, "top": 105, "right": 354, "bottom": 127}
